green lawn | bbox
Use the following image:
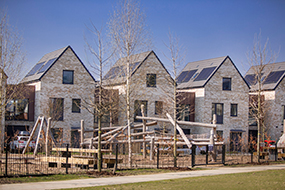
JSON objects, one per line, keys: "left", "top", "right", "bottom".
{"left": 63, "top": 169, "right": 285, "bottom": 190}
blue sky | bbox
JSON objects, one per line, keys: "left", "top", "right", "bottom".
{"left": 1, "top": 0, "right": 285, "bottom": 80}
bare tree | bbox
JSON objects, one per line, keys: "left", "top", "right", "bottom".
{"left": 0, "top": 9, "right": 25, "bottom": 152}
{"left": 109, "top": 0, "right": 151, "bottom": 166}
{"left": 83, "top": 22, "right": 115, "bottom": 172}
{"left": 246, "top": 33, "right": 277, "bottom": 163}
{"left": 163, "top": 31, "right": 186, "bottom": 167}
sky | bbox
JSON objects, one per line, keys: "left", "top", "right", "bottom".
{"left": 1, "top": 0, "right": 285, "bottom": 80}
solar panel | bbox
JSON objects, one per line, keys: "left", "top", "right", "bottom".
{"left": 38, "top": 58, "right": 57, "bottom": 73}
{"left": 194, "top": 67, "right": 216, "bottom": 81}
{"left": 177, "top": 69, "right": 198, "bottom": 83}
{"left": 244, "top": 74, "right": 257, "bottom": 85}
{"left": 264, "top": 70, "right": 285, "bottom": 84}
{"left": 25, "top": 62, "right": 45, "bottom": 77}
{"left": 130, "top": 62, "right": 140, "bottom": 71}
{"left": 104, "top": 62, "right": 140, "bottom": 80}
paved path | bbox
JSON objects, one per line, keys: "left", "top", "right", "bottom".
{"left": 1, "top": 164, "right": 285, "bottom": 190}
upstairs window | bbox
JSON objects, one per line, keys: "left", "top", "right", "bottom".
{"left": 49, "top": 98, "right": 64, "bottom": 121}
{"left": 223, "top": 77, "right": 231, "bottom": 91}
{"left": 72, "top": 99, "right": 81, "bottom": 113}
{"left": 63, "top": 70, "right": 74, "bottom": 84}
{"left": 212, "top": 103, "right": 223, "bottom": 124}
{"left": 146, "top": 74, "right": 156, "bottom": 87}
{"left": 5, "top": 99, "right": 29, "bottom": 121}
{"left": 231, "top": 104, "right": 238, "bottom": 117}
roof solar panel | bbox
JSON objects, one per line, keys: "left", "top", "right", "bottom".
{"left": 130, "top": 62, "right": 140, "bottom": 71}
{"left": 194, "top": 67, "right": 216, "bottom": 81}
{"left": 104, "top": 61, "right": 140, "bottom": 80}
{"left": 264, "top": 70, "right": 285, "bottom": 84}
{"left": 25, "top": 62, "right": 45, "bottom": 77}
{"left": 38, "top": 58, "right": 57, "bottom": 73}
{"left": 244, "top": 74, "right": 257, "bottom": 85}
{"left": 177, "top": 69, "right": 198, "bottom": 83}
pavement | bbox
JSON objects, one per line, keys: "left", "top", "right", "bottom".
{"left": 1, "top": 164, "right": 285, "bottom": 190}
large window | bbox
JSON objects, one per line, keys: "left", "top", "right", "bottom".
{"left": 49, "top": 98, "right": 64, "bottom": 121}
{"left": 134, "top": 100, "right": 148, "bottom": 122}
{"left": 155, "top": 101, "right": 163, "bottom": 115}
{"left": 223, "top": 77, "right": 231, "bottom": 91}
{"left": 72, "top": 99, "right": 81, "bottom": 113}
{"left": 177, "top": 104, "right": 191, "bottom": 121}
{"left": 63, "top": 70, "right": 74, "bottom": 84}
{"left": 231, "top": 104, "right": 238, "bottom": 117}
{"left": 212, "top": 103, "right": 223, "bottom": 124}
{"left": 5, "top": 99, "right": 29, "bottom": 121}
{"left": 146, "top": 74, "right": 156, "bottom": 87}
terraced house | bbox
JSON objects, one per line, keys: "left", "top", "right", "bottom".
{"left": 177, "top": 56, "right": 250, "bottom": 150}
{"left": 19, "top": 46, "right": 96, "bottom": 146}
{"left": 103, "top": 51, "right": 174, "bottom": 132}
{"left": 244, "top": 62, "right": 285, "bottom": 141}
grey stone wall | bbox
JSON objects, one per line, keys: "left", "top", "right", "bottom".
{"left": 178, "top": 58, "right": 249, "bottom": 145}
{"left": 115, "top": 52, "right": 174, "bottom": 132}
{"left": 30, "top": 48, "right": 95, "bottom": 143}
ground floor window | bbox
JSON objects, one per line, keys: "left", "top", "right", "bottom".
{"left": 216, "top": 130, "right": 223, "bottom": 141}
{"left": 71, "top": 130, "right": 80, "bottom": 148}
{"left": 134, "top": 100, "right": 148, "bottom": 122}
{"left": 51, "top": 128, "right": 63, "bottom": 145}
{"left": 230, "top": 132, "right": 242, "bottom": 152}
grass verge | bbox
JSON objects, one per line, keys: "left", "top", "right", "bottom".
{"left": 63, "top": 169, "right": 285, "bottom": 190}
{"left": 0, "top": 167, "right": 204, "bottom": 184}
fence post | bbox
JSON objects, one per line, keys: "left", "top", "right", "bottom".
{"left": 206, "top": 145, "right": 209, "bottom": 165}
{"left": 115, "top": 143, "right": 118, "bottom": 172}
{"left": 157, "top": 144, "right": 159, "bottom": 169}
{"left": 222, "top": 144, "right": 225, "bottom": 165}
{"left": 66, "top": 144, "right": 69, "bottom": 174}
{"left": 275, "top": 144, "right": 278, "bottom": 161}
{"left": 5, "top": 145, "right": 8, "bottom": 176}
{"left": 191, "top": 144, "right": 196, "bottom": 168}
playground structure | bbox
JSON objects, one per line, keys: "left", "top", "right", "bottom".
{"left": 21, "top": 105, "right": 224, "bottom": 169}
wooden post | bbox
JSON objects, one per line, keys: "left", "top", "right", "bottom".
{"left": 80, "top": 120, "right": 84, "bottom": 148}
{"left": 150, "top": 137, "right": 154, "bottom": 160}
{"left": 34, "top": 117, "right": 44, "bottom": 155}
{"left": 46, "top": 117, "right": 51, "bottom": 157}
{"left": 141, "top": 104, "right": 147, "bottom": 158}
{"left": 210, "top": 114, "right": 217, "bottom": 162}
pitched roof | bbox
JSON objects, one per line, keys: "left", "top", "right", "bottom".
{"left": 244, "top": 61, "right": 285, "bottom": 91}
{"left": 177, "top": 56, "right": 227, "bottom": 89}
{"left": 103, "top": 51, "right": 171, "bottom": 85}
{"left": 21, "top": 46, "right": 95, "bottom": 83}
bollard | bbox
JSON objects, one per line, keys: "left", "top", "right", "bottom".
{"left": 222, "top": 144, "right": 225, "bottom": 165}
{"left": 206, "top": 145, "right": 209, "bottom": 165}
{"left": 157, "top": 144, "right": 159, "bottom": 169}
{"left": 191, "top": 144, "right": 196, "bottom": 168}
{"left": 66, "top": 144, "right": 69, "bottom": 174}
{"left": 5, "top": 145, "right": 8, "bottom": 176}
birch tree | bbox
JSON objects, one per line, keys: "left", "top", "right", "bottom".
{"left": 83, "top": 23, "right": 115, "bottom": 172}
{"left": 164, "top": 31, "right": 186, "bottom": 167}
{"left": 109, "top": 0, "right": 151, "bottom": 166}
{"left": 247, "top": 33, "right": 277, "bottom": 163}
{"left": 0, "top": 10, "right": 25, "bottom": 152}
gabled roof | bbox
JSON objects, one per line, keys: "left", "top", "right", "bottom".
{"left": 103, "top": 51, "right": 172, "bottom": 85}
{"left": 244, "top": 61, "right": 285, "bottom": 91}
{"left": 177, "top": 56, "right": 249, "bottom": 89}
{"left": 21, "top": 46, "right": 95, "bottom": 83}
